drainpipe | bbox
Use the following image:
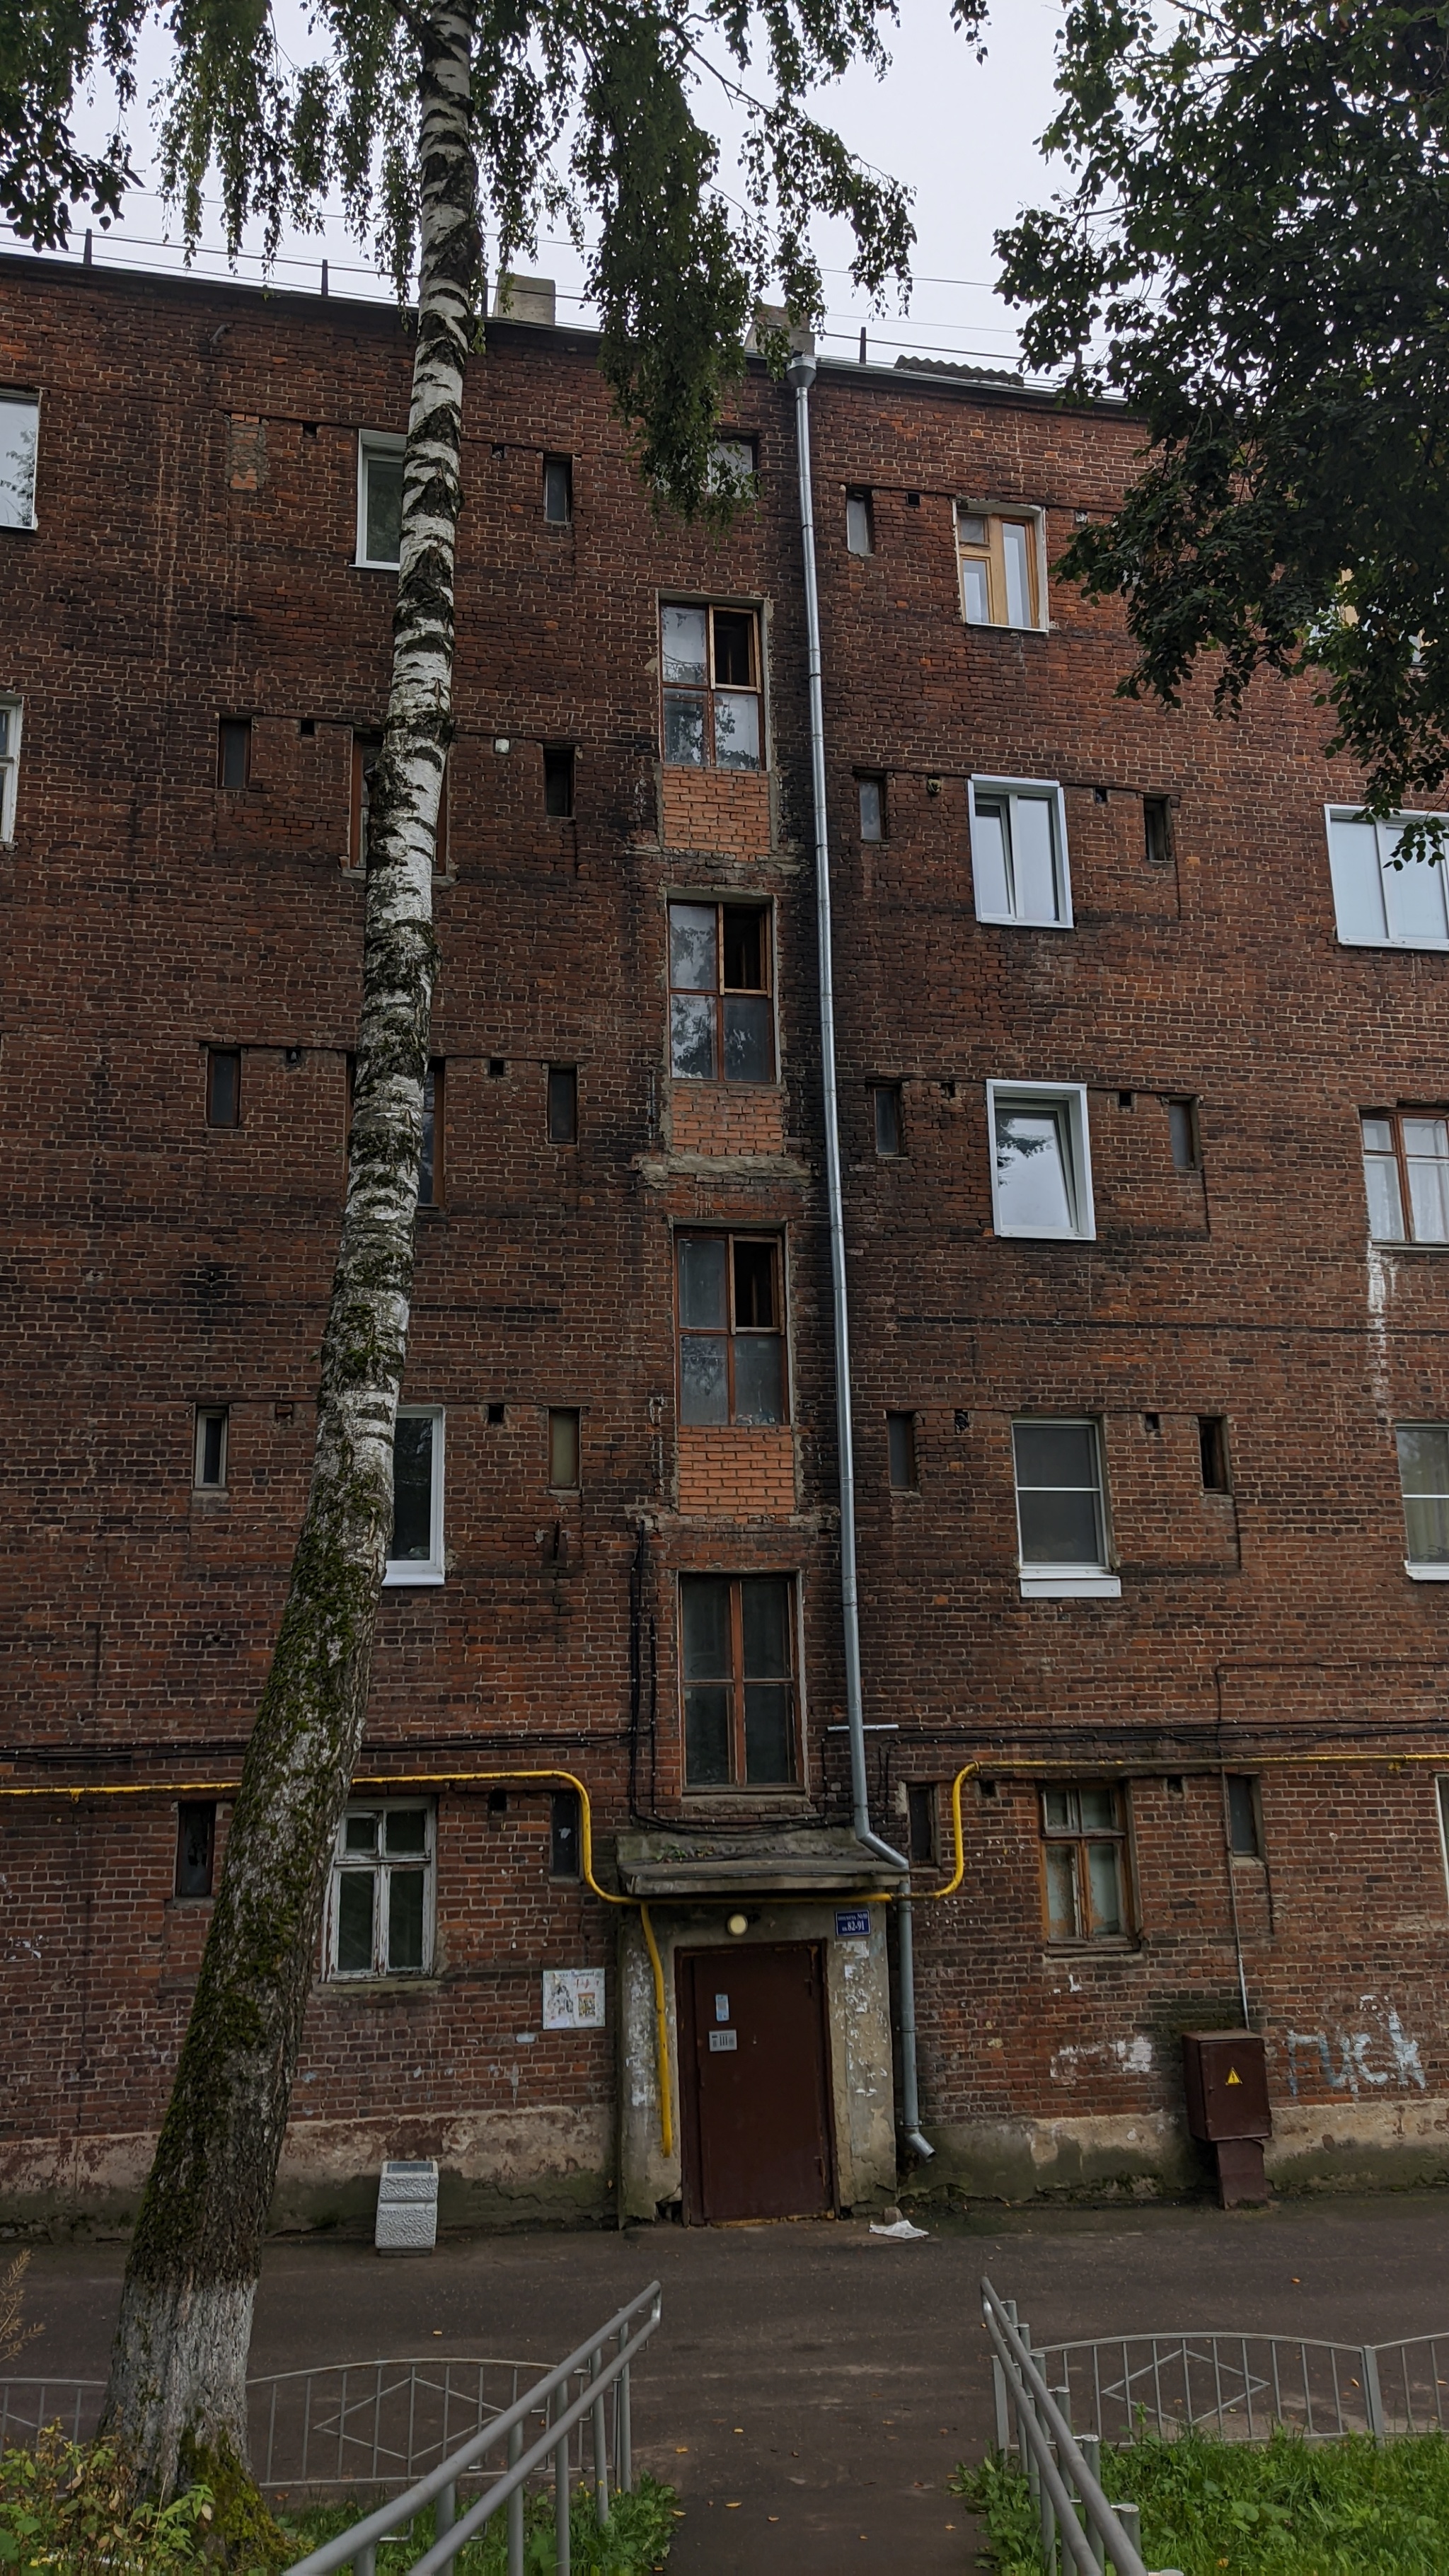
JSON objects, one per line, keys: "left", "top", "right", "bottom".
{"left": 787, "top": 350, "right": 934, "bottom": 2163}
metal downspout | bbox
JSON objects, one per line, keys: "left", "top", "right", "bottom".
{"left": 787, "top": 350, "right": 933, "bottom": 2162}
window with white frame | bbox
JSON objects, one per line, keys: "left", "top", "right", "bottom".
{"left": 1012, "top": 1419, "right": 1120, "bottom": 1598}
{"left": 970, "top": 780, "right": 1072, "bottom": 928}
{"left": 957, "top": 505, "right": 1044, "bottom": 628}
{"left": 0, "top": 696, "right": 21, "bottom": 841}
{"left": 0, "top": 396, "right": 38, "bottom": 530}
{"left": 386, "top": 1407, "right": 445, "bottom": 1583}
{"left": 1361, "top": 1111, "right": 1449, "bottom": 1243}
{"left": 327, "top": 1802, "right": 434, "bottom": 1977}
{"left": 357, "top": 433, "right": 405, "bottom": 569}
{"left": 988, "top": 1082, "right": 1094, "bottom": 1240}
{"left": 1327, "top": 809, "right": 1449, "bottom": 949}
{"left": 1396, "top": 1423, "right": 1449, "bottom": 1578}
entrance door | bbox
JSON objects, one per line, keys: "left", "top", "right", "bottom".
{"left": 679, "top": 1942, "right": 834, "bottom": 2223}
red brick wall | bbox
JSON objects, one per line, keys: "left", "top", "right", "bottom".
{"left": 4, "top": 253, "right": 1449, "bottom": 2220}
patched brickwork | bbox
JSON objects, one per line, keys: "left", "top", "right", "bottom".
{"left": 665, "top": 1082, "right": 787, "bottom": 1157}
{"left": 662, "top": 767, "right": 772, "bottom": 855}
{"left": 676, "top": 1425, "right": 796, "bottom": 1517}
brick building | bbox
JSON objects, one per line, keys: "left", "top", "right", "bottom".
{"left": 4, "top": 250, "right": 1449, "bottom": 2234}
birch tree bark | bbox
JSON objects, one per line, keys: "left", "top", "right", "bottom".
{"left": 97, "top": 0, "right": 478, "bottom": 2499}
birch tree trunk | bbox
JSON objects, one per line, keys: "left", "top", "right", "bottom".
{"left": 98, "top": 0, "right": 478, "bottom": 2501}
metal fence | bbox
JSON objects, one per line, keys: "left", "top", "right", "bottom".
{"left": 0, "top": 2379, "right": 104, "bottom": 2449}
{"left": 983, "top": 2279, "right": 1177, "bottom": 2576}
{"left": 286, "top": 2280, "right": 662, "bottom": 2576}
{"left": 1035, "top": 2323, "right": 1449, "bottom": 2446}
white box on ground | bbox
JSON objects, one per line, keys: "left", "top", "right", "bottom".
{"left": 374, "top": 2157, "right": 439, "bottom": 2252}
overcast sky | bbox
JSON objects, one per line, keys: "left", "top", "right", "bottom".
{"left": 25, "top": 3, "right": 1063, "bottom": 367}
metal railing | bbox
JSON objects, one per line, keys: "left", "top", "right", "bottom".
{"left": 1032, "top": 2321, "right": 1449, "bottom": 2446}
{"left": 983, "top": 2280, "right": 1182, "bottom": 2576}
{"left": 0, "top": 2379, "right": 104, "bottom": 2448}
{"left": 286, "top": 2280, "right": 662, "bottom": 2576}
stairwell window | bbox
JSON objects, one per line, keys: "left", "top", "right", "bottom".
{"left": 327, "top": 1803, "right": 434, "bottom": 1977}
{"left": 0, "top": 395, "right": 38, "bottom": 529}
{"left": 1327, "top": 809, "right": 1449, "bottom": 949}
{"left": 668, "top": 901, "right": 773, "bottom": 1082}
{"left": 386, "top": 1409, "right": 445, "bottom": 1584}
{"left": 1012, "top": 1419, "right": 1119, "bottom": 1599}
{"left": 194, "top": 1407, "right": 229, "bottom": 1490}
{"left": 0, "top": 696, "right": 20, "bottom": 841}
{"left": 957, "top": 506, "right": 1043, "bottom": 629}
{"left": 1361, "top": 1111, "right": 1449, "bottom": 1243}
{"left": 681, "top": 1573, "right": 798, "bottom": 1789}
{"left": 970, "top": 780, "right": 1071, "bottom": 928}
{"left": 988, "top": 1082, "right": 1094, "bottom": 1240}
{"left": 357, "top": 432, "right": 405, "bottom": 567}
{"left": 677, "top": 1233, "right": 787, "bottom": 1425}
{"left": 1397, "top": 1423, "right": 1449, "bottom": 1579}
{"left": 662, "top": 603, "right": 763, "bottom": 770}
{"left": 1041, "top": 1785, "right": 1131, "bottom": 1942}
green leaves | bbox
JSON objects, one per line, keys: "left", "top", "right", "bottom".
{"left": 998, "top": 1, "right": 1449, "bottom": 821}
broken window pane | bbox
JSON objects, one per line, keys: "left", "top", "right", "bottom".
{"left": 662, "top": 605, "right": 709, "bottom": 686}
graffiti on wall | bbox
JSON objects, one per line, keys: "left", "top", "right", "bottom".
{"left": 1285, "top": 2001, "right": 1426, "bottom": 2098}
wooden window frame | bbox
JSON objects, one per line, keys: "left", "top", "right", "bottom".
{"left": 1039, "top": 1783, "right": 1133, "bottom": 1945}
{"left": 667, "top": 898, "right": 775, "bottom": 1085}
{"left": 1361, "top": 1107, "right": 1449, "bottom": 1244}
{"left": 675, "top": 1231, "right": 788, "bottom": 1427}
{"left": 957, "top": 504, "right": 1044, "bottom": 630}
{"left": 679, "top": 1571, "right": 800, "bottom": 1792}
{"left": 660, "top": 601, "right": 765, "bottom": 772}
{"left": 325, "top": 1800, "right": 436, "bottom": 1979}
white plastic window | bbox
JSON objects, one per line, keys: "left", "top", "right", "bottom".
{"left": 357, "top": 433, "right": 406, "bottom": 568}
{"left": 1397, "top": 1423, "right": 1449, "bottom": 1578}
{"left": 988, "top": 1081, "right": 1094, "bottom": 1240}
{"left": 385, "top": 1407, "right": 445, "bottom": 1584}
{"left": 0, "top": 398, "right": 38, "bottom": 530}
{"left": 970, "top": 780, "right": 1071, "bottom": 928}
{"left": 0, "top": 696, "right": 21, "bottom": 841}
{"left": 327, "top": 1803, "right": 435, "bottom": 1977}
{"left": 1327, "top": 809, "right": 1449, "bottom": 949}
{"left": 1012, "top": 1419, "right": 1120, "bottom": 1600}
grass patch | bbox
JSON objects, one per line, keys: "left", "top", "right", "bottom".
{"left": 954, "top": 2426, "right": 1449, "bottom": 2573}
{"left": 281, "top": 2475, "right": 677, "bottom": 2572}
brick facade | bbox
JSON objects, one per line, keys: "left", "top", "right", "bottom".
{"left": 4, "top": 252, "right": 1449, "bottom": 2232}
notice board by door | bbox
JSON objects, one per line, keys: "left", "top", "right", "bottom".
{"left": 678, "top": 1941, "right": 835, "bottom": 2224}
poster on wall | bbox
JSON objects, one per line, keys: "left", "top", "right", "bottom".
{"left": 543, "top": 1966, "right": 606, "bottom": 2030}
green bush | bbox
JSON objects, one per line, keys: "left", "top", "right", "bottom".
{"left": 956, "top": 2425, "right": 1449, "bottom": 2575}
{"left": 0, "top": 2426, "right": 218, "bottom": 2571}
{"left": 282, "top": 2473, "right": 678, "bottom": 2573}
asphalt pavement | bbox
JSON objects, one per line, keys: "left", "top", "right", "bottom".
{"left": 15, "top": 2191, "right": 1449, "bottom": 2573}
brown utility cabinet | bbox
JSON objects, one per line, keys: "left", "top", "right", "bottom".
{"left": 1181, "top": 2030, "right": 1271, "bottom": 2207}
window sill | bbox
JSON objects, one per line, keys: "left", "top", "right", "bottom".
{"left": 1020, "top": 1572, "right": 1121, "bottom": 1600}
{"left": 1370, "top": 1238, "right": 1449, "bottom": 1254}
{"left": 383, "top": 1566, "right": 446, "bottom": 1588}
{"left": 995, "top": 1226, "right": 1096, "bottom": 1243}
{"left": 1041, "top": 1938, "right": 1141, "bottom": 1957}
{"left": 964, "top": 619, "right": 1047, "bottom": 638}
{"left": 1406, "top": 1561, "right": 1449, "bottom": 1582}
{"left": 352, "top": 556, "right": 401, "bottom": 573}
{"left": 1337, "top": 934, "right": 1449, "bottom": 954}
{"left": 319, "top": 1973, "right": 441, "bottom": 1996}
{"left": 976, "top": 912, "right": 1074, "bottom": 933}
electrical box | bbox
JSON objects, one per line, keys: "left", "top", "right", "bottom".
{"left": 375, "top": 2157, "right": 439, "bottom": 2252}
{"left": 1182, "top": 2031, "right": 1271, "bottom": 2210}
{"left": 1182, "top": 2031, "right": 1271, "bottom": 2141}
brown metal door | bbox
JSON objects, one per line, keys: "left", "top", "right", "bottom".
{"left": 679, "top": 1942, "right": 834, "bottom": 2223}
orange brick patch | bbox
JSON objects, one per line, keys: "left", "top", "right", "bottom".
{"left": 668, "top": 1084, "right": 785, "bottom": 1156}
{"left": 662, "top": 766, "right": 772, "bottom": 855}
{"left": 677, "top": 1425, "right": 797, "bottom": 1516}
